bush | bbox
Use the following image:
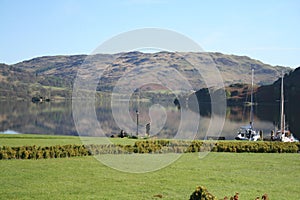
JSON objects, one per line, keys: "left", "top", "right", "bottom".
{"left": 189, "top": 186, "right": 218, "bottom": 200}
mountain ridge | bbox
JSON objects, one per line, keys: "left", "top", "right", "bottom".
{"left": 0, "top": 52, "right": 293, "bottom": 99}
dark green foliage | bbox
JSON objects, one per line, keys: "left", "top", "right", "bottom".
{"left": 121, "top": 140, "right": 295, "bottom": 154}
{"left": 215, "top": 141, "right": 299, "bottom": 153}
{"left": 0, "top": 141, "right": 299, "bottom": 160}
{"left": 189, "top": 186, "right": 218, "bottom": 200}
{"left": 0, "top": 144, "right": 90, "bottom": 160}
{"left": 133, "top": 140, "right": 299, "bottom": 154}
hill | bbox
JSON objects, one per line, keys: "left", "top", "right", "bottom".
{"left": 256, "top": 67, "right": 300, "bottom": 104}
{"left": 0, "top": 52, "right": 291, "bottom": 99}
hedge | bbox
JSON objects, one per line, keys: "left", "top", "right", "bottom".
{"left": 0, "top": 145, "right": 91, "bottom": 160}
{"left": 133, "top": 140, "right": 300, "bottom": 154}
{"left": 0, "top": 141, "right": 299, "bottom": 160}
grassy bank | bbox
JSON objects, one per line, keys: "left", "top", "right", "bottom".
{"left": 0, "top": 134, "right": 137, "bottom": 147}
{"left": 0, "top": 134, "right": 299, "bottom": 199}
{"left": 0, "top": 153, "right": 299, "bottom": 199}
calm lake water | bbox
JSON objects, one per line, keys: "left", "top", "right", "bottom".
{"left": 0, "top": 99, "right": 299, "bottom": 140}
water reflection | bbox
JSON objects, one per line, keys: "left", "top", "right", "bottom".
{"left": 0, "top": 99, "right": 299, "bottom": 139}
{"left": 0, "top": 100, "right": 76, "bottom": 135}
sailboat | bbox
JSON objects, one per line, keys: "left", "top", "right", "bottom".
{"left": 235, "top": 69, "right": 261, "bottom": 141}
{"left": 271, "top": 72, "right": 298, "bottom": 142}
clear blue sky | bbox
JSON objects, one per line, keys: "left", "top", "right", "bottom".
{"left": 0, "top": 0, "right": 299, "bottom": 68}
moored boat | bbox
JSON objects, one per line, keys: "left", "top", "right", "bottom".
{"left": 235, "top": 69, "right": 260, "bottom": 141}
{"left": 271, "top": 71, "right": 298, "bottom": 142}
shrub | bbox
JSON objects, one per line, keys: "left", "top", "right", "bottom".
{"left": 189, "top": 186, "right": 218, "bottom": 200}
{"left": 0, "top": 151, "right": 9, "bottom": 159}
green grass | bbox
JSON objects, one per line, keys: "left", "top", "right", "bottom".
{"left": 0, "top": 134, "right": 256, "bottom": 148}
{"left": 0, "top": 134, "right": 137, "bottom": 147}
{"left": 0, "top": 153, "right": 299, "bottom": 199}
{"left": 0, "top": 134, "right": 299, "bottom": 199}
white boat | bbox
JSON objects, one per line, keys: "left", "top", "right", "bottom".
{"left": 235, "top": 69, "right": 261, "bottom": 141}
{"left": 271, "top": 72, "right": 298, "bottom": 142}
{"left": 235, "top": 125, "right": 261, "bottom": 141}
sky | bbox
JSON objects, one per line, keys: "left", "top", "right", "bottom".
{"left": 0, "top": 0, "right": 299, "bottom": 68}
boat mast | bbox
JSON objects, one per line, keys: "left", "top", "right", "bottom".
{"left": 250, "top": 68, "right": 254, "bottom": 128}
{"left": 280, "top": 71, "right": 284, "bottom": 134}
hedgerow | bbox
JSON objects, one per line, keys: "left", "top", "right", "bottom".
{"left": 0, "top": 145, "right": 91, "bottom": 160}
{"left": 133, "top": 140, "right": 299, "bottom": 154}
{"left": 0, "top": 140, "right": 299, "bottom": 160}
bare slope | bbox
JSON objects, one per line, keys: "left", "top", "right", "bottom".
{"left": 0, "top": 52, "right": 291, "bottom": 99}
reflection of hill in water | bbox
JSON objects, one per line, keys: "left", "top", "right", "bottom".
{"left": 1, "top": 97, "right": 299, "bottom": 139}
{"left": 94, "top": 96, "right": 182, "bottom": 138}
{"left": 0, "top": 97, "right": 182, "bottom": 137}
{"left": 227, "top": 104, "right": 299, "bottom": 139}
{"left": 189, "top": 98, "right": 300, "bottom": 139}
{"left": 255, "top": 103, "right": 300, "bottom": 139}
{"left": 0, "top": 101, "right": 76, "bottom": 135}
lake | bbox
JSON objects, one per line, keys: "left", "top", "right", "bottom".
{"left": 0, "top": 98, "right": 299, "bottom": 140}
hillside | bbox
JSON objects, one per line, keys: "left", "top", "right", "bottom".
{"left": 0, "top": 52, "right": 291, "bottom": 99}
{"left": 256, "top": 67, "right": 300, "bottom": 104}
{"left": 194, "top": 67, "right": 300, "bottom": 105}
{"left": 0, "top": 63, "right": 37, "bottom": 99}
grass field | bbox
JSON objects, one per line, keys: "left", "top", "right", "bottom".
{"left": 0, "top": 134, "right": 299, "bottom": 199}
{"left": 0, "top": 134, "right": 137, "bottom": 147}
